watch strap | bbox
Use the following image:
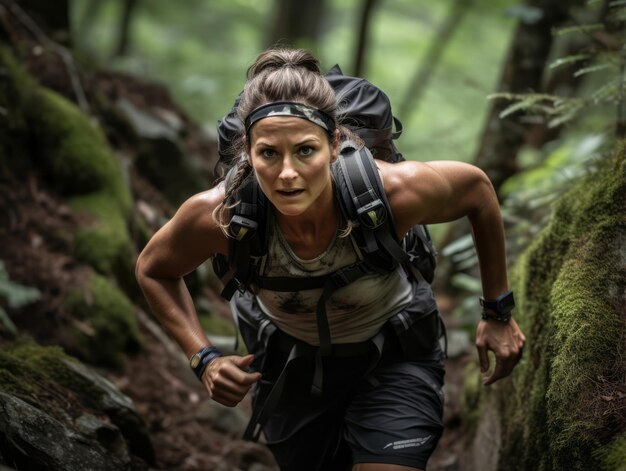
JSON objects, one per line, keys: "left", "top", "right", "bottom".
{"left": 479, "top": 290, "right": 515, "bottom": 323}
{"left": 190, "top": 346, "right": 223, "bottom": 380}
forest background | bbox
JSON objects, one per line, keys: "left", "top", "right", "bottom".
{"left": 0, "top": 0, "right": 624, "bottom": 470}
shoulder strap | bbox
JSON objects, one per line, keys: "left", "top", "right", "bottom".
{"left": 214, "top": 169, "right": 269, "bottom": 300}
{"left": 333, "top": 142, "right": 409, "bottom": 271}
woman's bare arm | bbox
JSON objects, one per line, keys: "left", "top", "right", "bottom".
{"left": 136, "top": 186, "right": 261, "bottom": 405}
{"left": 381, "top": 160, "right": 526, "bottom": 385}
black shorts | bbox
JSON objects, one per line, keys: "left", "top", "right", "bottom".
{"left": 255, "top": 327, "right": 445, "bottom": 471}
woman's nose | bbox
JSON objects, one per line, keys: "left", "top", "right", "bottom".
{"left": 278, "top": 156, "right": 298, "bottom": 181}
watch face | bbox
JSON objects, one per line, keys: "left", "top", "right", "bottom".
{"left": 498, "top": 292, "right": 515, "bottom": 312}
{"left": 190, "top": 354, "right": 201, "bottom": 369}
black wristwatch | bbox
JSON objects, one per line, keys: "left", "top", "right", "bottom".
{"left": 189, "top": 346, "right": 223, "bottom": 380}
{"left": 479, "top": 290, "right": 515, "bottom": 323}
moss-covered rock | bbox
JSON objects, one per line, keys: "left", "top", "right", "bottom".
{"left": 464, "top": 142, "right": 626, "bottom": 469}
{"left": 27, "top": 88, "right": 135, "bottom": 282}
{"left": 65, "top": 274, "right": 142, "bottom": 369}
{"left": 1, "top": 45, "right": 135, "bottom": 288}
{"left": 28, "top": 88, "right": 128, "bottom": 206}
{"left": 0, "top": 340, "right": 154, "bottom": 468}
{"left": 71, "top": 192, "right": 134, "bottom": 278}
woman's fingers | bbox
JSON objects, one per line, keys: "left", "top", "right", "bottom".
{"left": 202, "top": 355, "right": 262, "bottom": 406}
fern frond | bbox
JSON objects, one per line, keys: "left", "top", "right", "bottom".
{"left": 550, "top": 54, "right": 590, "bottom": 69}
{"left": 552, "top": 23, "right": 604, "bottom": 37}
{"left": 574, "top": 62, "right": 615, "bottom": 77}
{"left": 499, "top": 99, "right": 537, "bottom": 118}
{"left": 591, "top": 78, "right": 620, "bottom": 104}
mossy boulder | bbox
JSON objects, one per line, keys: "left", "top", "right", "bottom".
{"left": 27, "top": 88, "right": 135, "bottom": 283}
{"left": 65, "top": 274, "right": 142, "bottom": 369}
{"left": 0, "top": 340, "right": 154, "bottom": 469}
{"left": 1, "top": 44, "right": 136, "bottom": 289}
{"left": 464, "top": 142, "right": 626, "bottom": 469}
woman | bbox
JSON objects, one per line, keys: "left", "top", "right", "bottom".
{"left": 136, "top": 48, "right": 525, "bottom": 471}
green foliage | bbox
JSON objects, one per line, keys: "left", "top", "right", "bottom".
{"left": 0, "top": 261, "right": 41, "bottom": 336}
{"left": 491, "top": 143, "right": 626, "bottom": 470}
{"left": 65, "top": 274, "right": 142, "bottom": 369}
{"left": 597, "top": 434, "right": 626, "bottom": 471}
{"left": 490, "top": 3, "right": 625, "bottom": 132}
{"left": 501, "top": 134, "right": 608, "bottom": 257}
{"left": 70, "top": 0, "right": 517, "bottom": 164}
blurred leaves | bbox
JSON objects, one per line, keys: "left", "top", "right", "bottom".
{"left": 0, "top": 261, "right": 41, "bottom": 335}
{"left": 70, "top": 0, "right": 516, "bottom": 162}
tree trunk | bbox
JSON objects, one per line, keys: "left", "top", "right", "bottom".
{"left": 473, "top": 0, "right": 572, "bottom": 193}
{"left": 265, "top": 0, "right": 325, "bottom": 49}
{"left": 114, "top": 0, "right": 139, "bottom": 58}
{"left": 352, "top": 0, "right": 379, "bottom": 77}
{"left": 398, "top": 0, "right": 472, "bottom": 122}
{"left": 434, "top": 0, "right": 585, "bottom": 295}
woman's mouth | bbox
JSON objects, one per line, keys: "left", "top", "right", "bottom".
{"left": 277, "top": 189, "right": 304, "bottom": 198}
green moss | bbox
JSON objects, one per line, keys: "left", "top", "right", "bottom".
{"left": 486, "top": 143, "right": 626, "bottom": 470}
{"left": 0, "top": 354, "right": 42, "bottom": 399}
{"left": 546, "top": 224, "right": 624, "bottom": 466}
{"left": 598, "top": 434, "right": 626, "bottom": 471}
{"left": 0, "top": 343, "right": 83, "bottom": 421}
{"left": 23, "top": 87, "right": 134, "bottom": 282}
{"left": 27, "top": 88, "right": 129, "bottom": 208}
{"left": 65, "top": 274, "right": 142, "bottom": 368}
{"left": 71, "top": 192, "right": 133, "bottom": 277}
{"left": 459, "top": 361, "right": 483, "bottom": 443}
{"left": 5, "top": 342, "right": 109, "bottom": 410}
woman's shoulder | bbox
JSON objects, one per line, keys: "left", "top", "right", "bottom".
{"left": 167, "top": 184, "right": 229, "bottom": 252}
{"left": 176, "top": 184, "right": 226, "bottom": 218}
{"left": 377, "top": 159, "right": 429, "bottom": 198}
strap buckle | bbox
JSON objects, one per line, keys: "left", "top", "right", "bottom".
{"left": 229, "top": 215, "right": 258, "bottom": 241}
{"left": 356, "top": 199, "right": 386, "bottom": 229}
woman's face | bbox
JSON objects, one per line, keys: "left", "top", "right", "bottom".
{"left": 249, "top": 116, "right": 338, "bottom": 218}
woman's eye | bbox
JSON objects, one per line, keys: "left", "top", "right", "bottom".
{"left": 261, "top": 149, "right": 277, "bottom": 159}
{"left": 299, "top": 146, "right": 313, "bottom": 156}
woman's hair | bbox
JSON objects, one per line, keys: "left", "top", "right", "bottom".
{"left": 237, "top": 49, "right": 338, "bottom": 125}
{"left": 213, "top": 48, "right": 344, "bottom": 233}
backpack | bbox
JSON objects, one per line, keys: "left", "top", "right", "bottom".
{"left": 212, "top": 66, "right": 442, "bottom": 440}
{"left": 213, "top": 65, "right": 436, "bottom": 295}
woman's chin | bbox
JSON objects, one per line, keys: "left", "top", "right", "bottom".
{"left": 273, "top": 204, "right": 305, "bottom": 217}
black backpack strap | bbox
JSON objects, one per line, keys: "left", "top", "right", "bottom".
{"left": 255, "top": 259, "right": 376, "bottom": 396}
{"left": 335, "top": 142, "right": 409, "bottom": 269}
{"left": 216, "top": 172, "right": 268, "bottom": 300}
{"left": 243, "top": 341, "right": 305, "bottom": 441}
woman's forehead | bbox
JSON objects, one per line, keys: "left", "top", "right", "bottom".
{"left": 250, "top": 116, "right": 326, "bottom": 143}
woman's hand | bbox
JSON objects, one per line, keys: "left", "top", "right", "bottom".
{"left": 475, "top": 318, "right": 526, "bottom": 386}
{"left": 201, "top": 354, "right": 262, "bottom": 407}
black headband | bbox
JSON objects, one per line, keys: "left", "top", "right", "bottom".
{"left": 244, "top": 101, "right": 336, "bottom": 140}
